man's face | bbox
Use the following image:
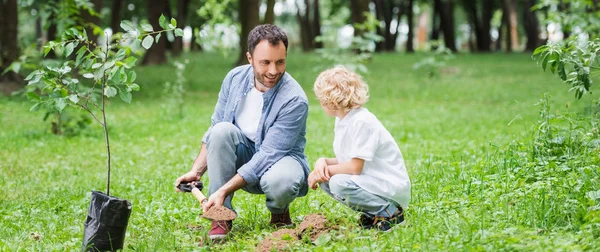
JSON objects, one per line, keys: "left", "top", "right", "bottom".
{"left": 247, "top": 40, "right": 287, "bottom": 90}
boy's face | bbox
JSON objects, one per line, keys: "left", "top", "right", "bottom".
{"left": 247, "top": 40, "right": 286, "bottom": 90}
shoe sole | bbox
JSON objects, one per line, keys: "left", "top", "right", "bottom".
{"left": 208, "top": 234, "right": 227, "bottom": 240}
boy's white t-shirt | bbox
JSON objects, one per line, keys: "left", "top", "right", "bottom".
{"left": 235, "top": 87, "right": 264, "bottom": 142}
{"left": 333, "top": 107, "right": 411, "bottom": 209}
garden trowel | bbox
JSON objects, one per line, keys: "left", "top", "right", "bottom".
{"left": 177, "top": 181, "right": 236, "bottom": 221}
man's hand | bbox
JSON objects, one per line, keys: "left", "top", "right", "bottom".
{"left": 202, "top": 189, "right": 227, "bottom": 212}
{"left": 174, "top": 170, "right": 202, "bottom": 192}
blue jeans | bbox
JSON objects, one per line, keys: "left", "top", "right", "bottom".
{"left": 320, "top": 174, "right": 398, "bottom": 218}
{"left": 206, "top": 122, "right": 307, "bottom": 214}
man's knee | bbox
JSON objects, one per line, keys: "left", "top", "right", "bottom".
{"left": 260, "top": 158, "right": 304, "bottom": 200}
{"left": 208, "top": 122, "right": 237, "bottom": 144}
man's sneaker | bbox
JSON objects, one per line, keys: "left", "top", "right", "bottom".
{"left": 360, "top": 208, "right": 404, "bottom": 232}
{"left": 208, "top": 220, "right": 232, "bottom": 240}
{"left": 270, "top": 208, "right": 292, "bottom": 228}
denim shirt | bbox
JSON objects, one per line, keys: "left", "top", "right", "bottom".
{"left": 202, "top": 65, "right": 310, "bottom": 190}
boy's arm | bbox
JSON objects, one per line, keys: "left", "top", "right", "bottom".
{"left": 327, "top": 158, "right": 365, "bottom": 176}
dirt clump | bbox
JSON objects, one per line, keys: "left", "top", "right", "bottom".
{"left": 256, "top": 228, "right": 298, "bottom": 252}
{"left": 256, "top": 213, "right": 333, "bottom": 251}
{"left": 201, "top": 205, "right": 237, "bottom": 221}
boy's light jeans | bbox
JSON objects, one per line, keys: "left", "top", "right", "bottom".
{"left": 320, "top": 174, "right": 398, "bottom": 217}
{"left": 206, "top": 122, "right": 307, "bottom": 214}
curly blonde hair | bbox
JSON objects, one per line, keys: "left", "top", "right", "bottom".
{"left": 313, "top": 66, "right": 369, "bottom": 112}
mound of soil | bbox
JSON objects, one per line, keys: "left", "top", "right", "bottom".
{"left": 256, "top": 228, "right": 298, "bottom": 252}
{"left": 256, "top": 213, "right": 333, "bottom": 251}
{"left": 201, "top": 205, "right": 237, "bottom": 221}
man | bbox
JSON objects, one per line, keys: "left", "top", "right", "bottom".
{"left": 174, "top": 24, "right": 309, "bottom": 240}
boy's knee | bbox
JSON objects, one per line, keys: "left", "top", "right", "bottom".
{"left": 328, "top": 174, "right": 353, "bottom": 195}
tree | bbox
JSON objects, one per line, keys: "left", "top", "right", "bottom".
{"left": 236, "top": 0, "right": 260, "bottom": 66}
{"left": 437, "top": 0, "right": 457, "bottom": 52}
{"left": 110, "top": 0, "right": 123, "bottom": 40}
{"left": 142, "top": 0, "right": 168, "bottom": 65}
{"left": 405, "top": 0, "right": 415, "bottom": 53}
{"left": 373, "top": 0, "right": 403, "bottom": 52}
{"left": 502, "top": 0, "right": 518, "bottom": 52}
{"left": 462, "top": 0, "right": 495, "bottom": 52}
{"left": 522, "top": 0, "right": 541, "bottom": 51}
{"left": 264, "top": 0, "right": 275, "bottom": 24}
{"left": 350, "top": 0, "right": 370, "bottom": 38}
{"left": 172, "top": 0, "right": 191, "bottom": 56}
{"left": 296, "top": 0, "right": 323, "bottom": 51}
{"left": 0, "top": 0, "right": 21, "bottom": 94}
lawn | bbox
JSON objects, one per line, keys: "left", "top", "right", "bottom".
{"left": 1, "top": 52, "right": 599, "bottom": 251}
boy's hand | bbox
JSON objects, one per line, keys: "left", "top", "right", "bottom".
{"left": 314, "top": 158, "right": 330, "bottom": 182}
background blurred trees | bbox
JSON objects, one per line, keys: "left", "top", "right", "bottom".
{"left": 2, "top": 0, "right": 598, "bottom": 94}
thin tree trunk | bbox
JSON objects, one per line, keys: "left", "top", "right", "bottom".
{"left": 236, "top": 0, "right": 260, "bottom": 66}
{"left": 296, "top": 0, "right": 312, "bottom": 51}
{"left": 143, "top": 0, "right": 168, "bottom": 65}
{"left": 0, "top": 0, "right": 22, "bottom": 92}
{"left": 350, "top": 0, "right": 369, "bottom": 38}
{"left": 504, "top": 0, "right": 518, "bottom": 52}
{"left": 172, "top": 0, "right": 190, "bottom": 56}
{"left": 35, "top": 16, "right": 43, "bottom": 50}
{"left": 523, "top": 0, "right": 540, "bottom": 51}
{"left": 110, "top": 0, "right": 122, "bottom": 36}
{"left": 312, "top": 0, "right": 323, "bottom": 49}
{"left": 439, "top": 0, "right": 457, "bottom": 52}
{"left": 81, "top": 0, "right": 102, "bottom": 48}
{"left": 264, "top": 0, "right": 275, "bottom": 24}
{"left": 406, "top": 0, "right": 415, "bottom": 53}
{"left": 480, "top": 0, "right": 493, "bottom": 52}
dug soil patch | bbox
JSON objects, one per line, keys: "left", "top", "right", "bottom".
{"left": 256, "top": 214, "right": 334, "bottom": 252}
{"left": 201, "top": 205, "right": 237, "bottom": 221}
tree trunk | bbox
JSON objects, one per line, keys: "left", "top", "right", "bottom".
{"left": 296, "top": 0, "right": 313, "bottom": 51}
{"left": 172, "top": 0, "right": 190, "bottom": 56}
{"left": 142, "top": 0, "right": 168, "bottom": 65}
{"left": 236, "top": 0, "right": 260, "bottom": 66}
{"left": 503, "top": 0, "right": 518, "bottom": 52}
{"left": 522, "top": 0, "right": 540, "bottom": 51}
{"left": 0, "top": 0, "right": 22, "bottom": 93}
{"left": 110, "top": 0, "right": 122, "bottom": 36}
{"left": 438, "top": 0, "right": 457, "bottom": 52}
{"left": 350, "top": 0, "right": 369, "bottom": 38}
{"left": 406, "top": 0, "right": 415, "bottom": 53}
{"left": 264, "top": 0, "right": 275, "bottom": 24}
{"left": 480, "top": 0, "right": 493, "bottom": 52}
{"left": 312, "top": 0, "right": 323, "bottom": 49}
{"left": 81, "top": 0, "right": 103, "bottom": 48}
{"left": 374, "top": 0, "right": 393, "bottom": 52}
{"left": 36, "top": 16, "right": 43, "bottom": 50}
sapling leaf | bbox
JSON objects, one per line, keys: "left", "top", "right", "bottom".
{"left": 120, "top": 20, "right": 136, "bottom": 32}
{"left": 141, "top": 23, "right": 154, "bottom": 32}
{"left": 155, "top": 33, "right": 161, "bottom": 43}
{"left": 142, "top": 35, "right": 153, "bottom": 50}
{"left": 29, "top": 103, "right": 41, "bottom": 112}
{"left": 171, "top": 18, "right": 177, "bottom": 28}
{"left": 68, "top": 94, "right": 79, "bottom": 103}
{"left": 104, "top": 86, "right": 117, "bottom": 97}
{"left": 55, "top": 98, "right": 67, "bottom": 112}
{"left": 174, "top": 28, "right": 184, "bottom": 37}
{"left": 65, "top": 42, "right": 75, "bottom": 57}
{"left": 27, "top": 92, "right": 41, "bottom": 101}
{"left": 128, "top": 71, "right": 137, "bottom": 83}
{"left": 119, "top": 90, "right": 132, "bottom": 103}
{"left": 83, "top": 73, "right": 94, "bottom": 79}
{"left": 159, "top": 14, "right": 167, "bottom": 30}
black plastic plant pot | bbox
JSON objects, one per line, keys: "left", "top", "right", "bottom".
{"left": 82, "top": 191, "right": 132, "bottom": 251}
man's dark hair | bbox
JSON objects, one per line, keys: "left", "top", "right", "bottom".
{"left": 247, "top": 24, "right": 288, "bottom": 55}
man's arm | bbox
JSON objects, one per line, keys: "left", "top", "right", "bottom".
{"left": 203, "top": 174, "right": 247, "bottom": 212}
{"left": 174, "top": 143, "right": 208, "bottom": 190}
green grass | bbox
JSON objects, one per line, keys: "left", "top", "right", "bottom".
{"left": 1, "top": 52, "right": 599, "bottom": 251}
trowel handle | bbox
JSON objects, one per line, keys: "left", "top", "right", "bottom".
{"left": 191, "top": 187, "right": 208, "bottom": 205}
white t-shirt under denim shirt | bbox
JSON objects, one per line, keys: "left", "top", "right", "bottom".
{"left": 333, "top": 107, "right": 411, "bottom": 209}
{"left": 235, "top": 86, "right": 264, "bottom": 142}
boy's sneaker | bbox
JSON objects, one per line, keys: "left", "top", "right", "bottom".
{"left": 360, "top": 208, "right": 404, "bottom": 232}
{"left": 208, "top": 220, "right": 232, "bottom": 240}
{"left": 270, "top": 208, "right": 292, "bottom": 228}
